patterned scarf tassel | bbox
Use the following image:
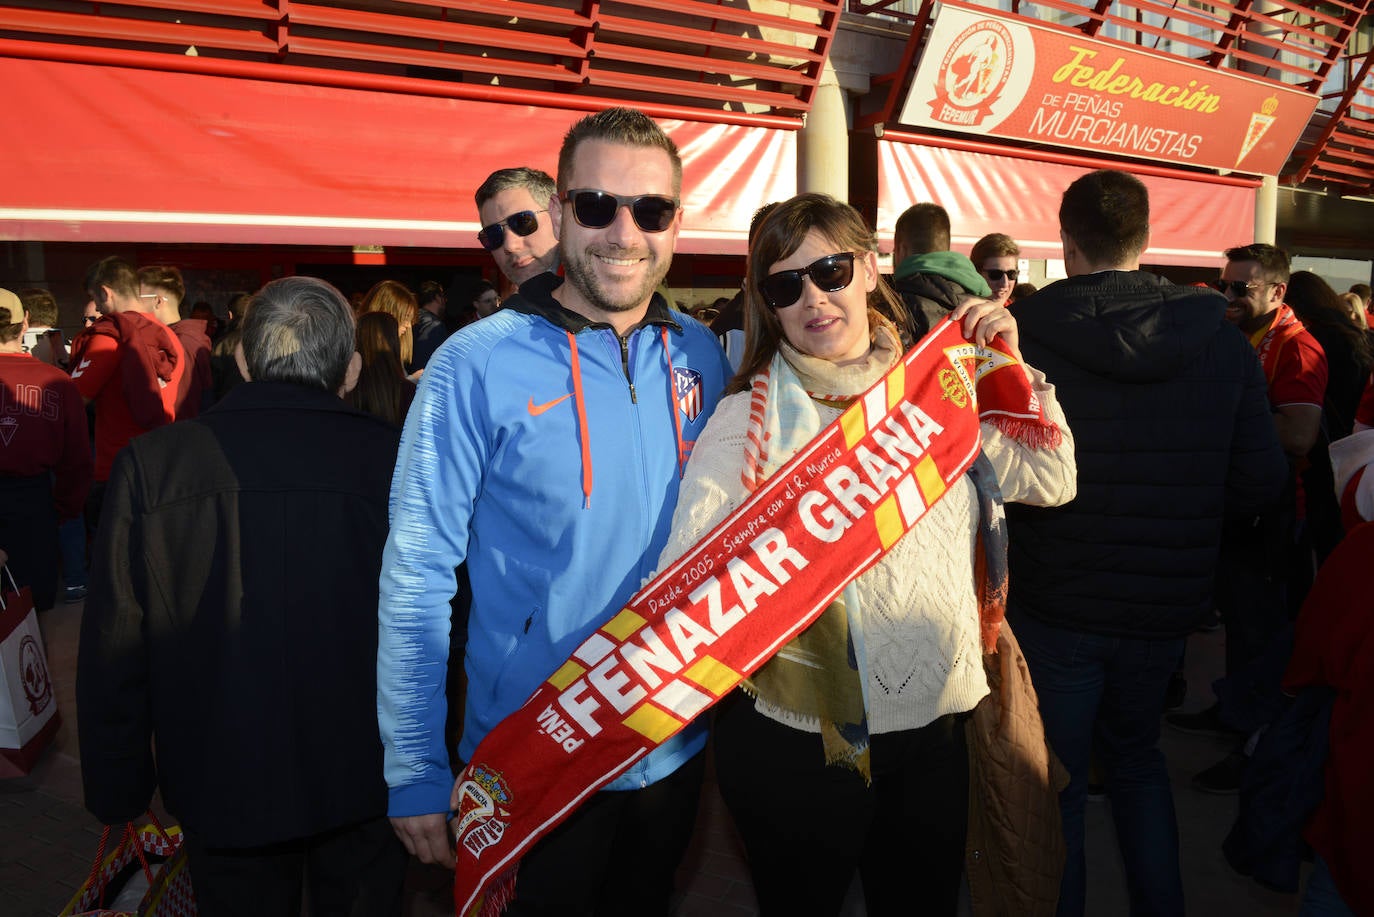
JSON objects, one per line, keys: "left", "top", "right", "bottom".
{"left": 820, "top": 720, "right": 873, "bottom": 786}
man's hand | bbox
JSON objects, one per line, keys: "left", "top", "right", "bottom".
{"left": 389, "top": 813, "right": 454, "bottom": 867}
{"left": 951, "top": 298, "right": 1021, "bottom": 360}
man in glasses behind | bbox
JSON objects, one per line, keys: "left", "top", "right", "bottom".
{"left": 474, "top": 166, "right": 561, "bottom": 291}
{"left": 971, "top": 232, "right": 1022, "bottom": 307}
{"left": 889, "top": 202, "right": 995, "bottom": 342}
{"left": 378, "top": 107, "right": 731, "bottom": 914}
{"left": 1165, "top": 243, "right": 1329, "bottom": 788}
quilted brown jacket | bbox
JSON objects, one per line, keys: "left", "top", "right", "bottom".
{"left": 965, "top": 622, "right": 1068, "bottom": 916}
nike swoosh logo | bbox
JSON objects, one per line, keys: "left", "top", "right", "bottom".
{"left": 527, "top": 394, "right": 573, "bottom": 416}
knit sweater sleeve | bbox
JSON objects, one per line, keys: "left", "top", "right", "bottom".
{"left": 982, "top": 363, "right": 1077, "bottom": 507}
{"left": 655, "top": 391, "right": 752, "bottom": 573}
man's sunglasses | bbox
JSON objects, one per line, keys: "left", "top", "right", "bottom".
{"left": 477, "top": 210, "right": 545, "bottom": 251}
{"left": 759, "top": 252, "right": 857, "bottom": 310}
{"left": 982, "top": 268, "right": 1019, "bottom": 282}
{"left": 562, "top": 190, "right": 679, "bottom": 233}
{"left": 1210, "top": 279, "right": 1273, "bottom": 297}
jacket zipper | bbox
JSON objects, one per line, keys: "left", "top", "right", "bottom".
{"left": 619, "top": 333, "right": 637, "bottom": 404}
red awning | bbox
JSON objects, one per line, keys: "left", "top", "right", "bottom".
{"left": 0, "top": 56, "right": 797, "bottom": 255}
{"left": 878, "top": 132, "right": 1259, "bottom": 268}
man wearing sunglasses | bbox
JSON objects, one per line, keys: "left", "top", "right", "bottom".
{"left": 379, "top": 107, "right": 731, "bottom": 914}
{"left": 475, "top": 166, "right": 561, "bottom": 289}
{"left": 1004, "top": 170, "right": 1286, "bottom": 917}
{"left": 1164, "top": 243, "right": 1329, "bottom": 791}
{"left": 889, "top": 202, "right": 994, "bottom": 341}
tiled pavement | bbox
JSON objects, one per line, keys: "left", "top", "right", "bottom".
{"left": 4, "top": 598, "right": 1304, "bottom": 916}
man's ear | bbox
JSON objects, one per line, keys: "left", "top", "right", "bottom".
{"left": 339, "top": 351, "right": 362, "bottom": 397}
{"left": 234, "top": 342, "right": 252, "bottom": 381}
{"left": 548, "top": 192, "right": 563, "bottom": 241}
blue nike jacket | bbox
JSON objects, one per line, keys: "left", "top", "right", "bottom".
{"left": 378, "top": 273, "right": 732, "bottom": 817}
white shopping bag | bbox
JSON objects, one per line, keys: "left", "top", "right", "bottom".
{"left": 0, "top": 565, "right": 60, "bottom": 777}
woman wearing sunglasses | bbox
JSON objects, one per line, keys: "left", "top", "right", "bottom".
{"left": 654, "top": 193, "right": 1076, "bottom": 916}
{"left": 971, "top": 232, "right": 1021, "bottom": 307}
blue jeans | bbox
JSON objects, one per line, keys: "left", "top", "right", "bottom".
{"left": 1009, "top": 610, "right": 1186, "bottom": 917}
{"left": 1300, "top": 855, "right": 1356, "bottom": 917}
{"left": 59, "top": 514, "right": 87, "bottom": 589}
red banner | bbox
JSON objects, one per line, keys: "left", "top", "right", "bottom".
{"left": 897, "top": 0, "right": 1317, "bottom": 176}
{"left": 450, "top": 319, "right": 1026, "bottom": 915}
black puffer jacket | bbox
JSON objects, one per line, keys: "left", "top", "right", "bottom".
{"left": 1006, "top": 271, "right": 1287, "bottom": 638}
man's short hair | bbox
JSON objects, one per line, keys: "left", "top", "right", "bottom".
{"left": 1059, "top": 170, "right": 1150, "bottom": 266}
{"left": 970, "top": 232, "right": 1020, "bottom": 265}
{"left": 18, "top": 288, "right": 59, "bottom": 327}
{"left": 138, "top": 265, "right": 186, "bottom": 306}
{"left": 1224, "top": 243, "right": 1291, "bottom": 284}
{"left": 474, "top": 167, "right": 557, "bottom": 212}
{"left": 84, "top": 256, "right": 139, "bottom": 302}
{"left": 417, "top": 280, "right": 445, "bottom": 308}
{"left": 240, "top": 277, "right": 356, "bottom": 393}
{"left": 556, "top": 107, "right": 682, "bottom": 197}
{"left": 1348, "top": 282, "right": 1370, "bottom": 304}
{"left": 0, "top": 290, "right": 22, "bottom": 344}
{"left": 894, "top": 203, "right": 951, "bottom": 256}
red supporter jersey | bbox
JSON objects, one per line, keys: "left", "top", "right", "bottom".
{"left": 0, "top": 353, "right": 93, "bottom": 520}
{"left": 70, "top": 312, "right": 185, "bottom": 481}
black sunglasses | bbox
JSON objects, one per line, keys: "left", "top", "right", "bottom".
{"left": 477, "top": 210, "right": 544, "bottom": 251}
{"left": 759, "top": 253, "right": 857, "bottom": 310}
{"left": 562, "top": 190, "right": 679, "bottom": 233}
{"left": 983, "top": 268, "right": 1018, "bottom": 282}
{"left": 1210, "top": 279, "right": 1272, "bottom": 297}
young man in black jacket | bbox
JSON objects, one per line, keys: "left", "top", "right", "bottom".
{"left": 1005, "top": 170, "right": 1287, "bottom": 917}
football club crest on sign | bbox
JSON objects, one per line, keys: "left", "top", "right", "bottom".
{"left": 674, "top": 367, "right": 703, "bottom": 422}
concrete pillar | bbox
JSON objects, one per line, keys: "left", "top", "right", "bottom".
{"left": 1255, "top": 174, "right": 1278, "bottom": 244}
{"left": 799, "top": 58, "right": 849, "bottom": 198}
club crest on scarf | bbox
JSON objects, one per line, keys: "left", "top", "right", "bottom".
{"left": 674, "top": 367, "right": 703, "bottom": 423}
{"left": 452, "top": 764, "right": 512, "bottom": 859}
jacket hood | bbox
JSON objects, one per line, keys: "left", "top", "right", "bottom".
{"left": 506, "top": 271, "right": 683, "bottom": 336}
{"left": 893, "top": 251, "right": 992, "bottom": 298}
{"left": 1015, "top": 271, "right": 1231, "bottom": 383}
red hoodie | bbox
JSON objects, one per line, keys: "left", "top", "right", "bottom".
{"left": 69, "top": 311, "right": 184, "bottom": 481}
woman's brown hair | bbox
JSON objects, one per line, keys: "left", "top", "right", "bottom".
{"left": 362, "top": 279, "right": 419, "bottom": 366}
{"left": 728, "top": 192, "right": 908, "bottom": 395}
{"left": 348, "top": 311, "right": 412, "bottom": 427}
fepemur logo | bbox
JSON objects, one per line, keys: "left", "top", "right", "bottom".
{"left": 928, "top": 20, "right": 1015, "bottom": 128}
{"left": 20, "top": 635, "right": 53, "bottom": 716}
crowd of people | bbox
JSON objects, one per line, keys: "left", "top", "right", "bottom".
{"left": 0, "top": 104, "right": 1370, "bottom": 917}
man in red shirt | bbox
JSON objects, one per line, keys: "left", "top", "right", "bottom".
{"left": 69, "top": 256, "right": 184, "bottom": 533}
{"left": 0, "top": 289, "right": 92, "bottom": 610}
{"left": 1169, "top": 243, "right": 1329, "bottom": 791}
{"left": 138, "top": 265, "right": 213, "bottom": 418}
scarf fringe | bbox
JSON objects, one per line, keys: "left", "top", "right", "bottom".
{"left": 986, "top": 415, "right": 1062, "bottom": 450}
{"left": 467, "top": 865, "right": 517, "bottom": 917}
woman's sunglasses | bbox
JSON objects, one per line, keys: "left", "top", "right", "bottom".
{"left": 477, "top": 210, "right": 545, "bottom": 251}
{"left": 562, "top": 190, "right": 679, "bottom": 233}
{"left": 759, "top": 252, "right": 856, "bottom": 310}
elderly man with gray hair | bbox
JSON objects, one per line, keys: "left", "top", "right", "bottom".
{"left": 78, "top": 276, "right": 408, "bottom": 917}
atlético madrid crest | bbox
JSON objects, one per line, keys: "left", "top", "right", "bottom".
{"left": 674, "top": 367, "right": 703, "bottom": 423}
{"left": 927, "top": 19, "right": 1016, "bottom": 128}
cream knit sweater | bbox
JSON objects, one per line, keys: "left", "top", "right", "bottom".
{"left": 657, "top": 342, "right": 1077, "bottom": 735}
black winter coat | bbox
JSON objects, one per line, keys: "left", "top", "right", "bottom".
{"left": 1006, "top": 271, "right": 1287, "bottom": 638}
{"left": 78, "top": 382, "right": 402, "bottom": 846}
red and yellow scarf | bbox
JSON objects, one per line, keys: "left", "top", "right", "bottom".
{"left": 450, "top": 318, "right": 1059, "bottom": 916}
